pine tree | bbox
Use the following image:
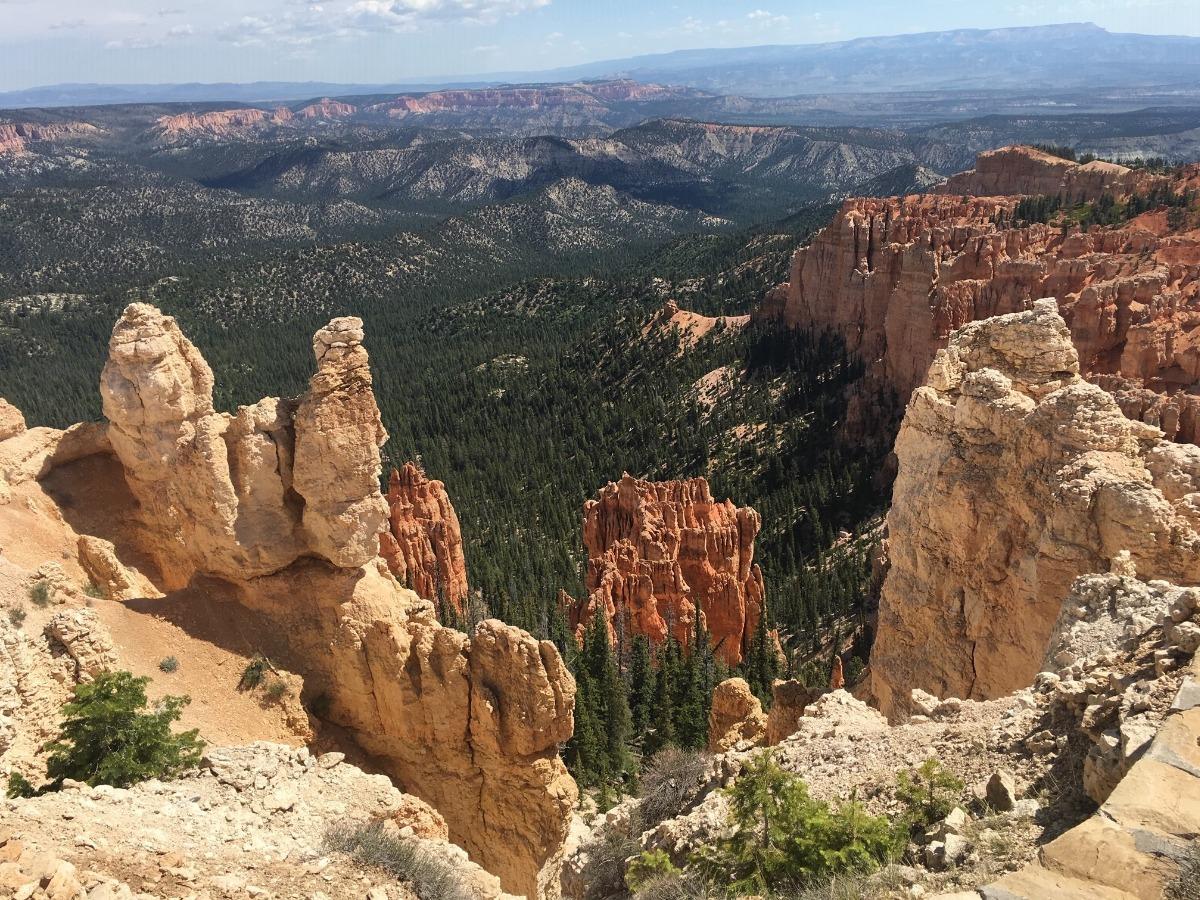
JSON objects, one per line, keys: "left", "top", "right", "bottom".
{"left": 627, "top": 635, "right": 654, "bottom": 739}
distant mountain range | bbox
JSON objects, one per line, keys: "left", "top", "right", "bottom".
{"left": 3, "top": 23, "right": 1199, "bottom": 109}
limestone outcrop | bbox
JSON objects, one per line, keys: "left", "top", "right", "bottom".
{"left": 295, "top": 98, "right": 357, "bottom": 119}
{"left": 561, "top": 474, "right": 766, "bottom": 666}
{"left": 0, "top": 400, "right": 24, "bottom": 441}
{"left": 756, "top": 149, "right": 1200, "bottom": 443}
{"left": 95, "top": 303, "right": 575, "bottom": 898}
{"left": 867, "top": 299, "right": 1200, "bottom": 717}
{"left": 707, "top": 678, "right": 766, "bottom": 752}
{"left": 381, "top": 463, "right": 469, "bottom": 612}
{"left": 764, "top": 679, "right": 819, "bottom": 746}
{"left": 44, "top": 608, "right": 118, "bottom": 684}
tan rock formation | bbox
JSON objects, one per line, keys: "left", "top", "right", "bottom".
{"left": 96, "top": 303, "right": 575, "bottom": 898}
{"left": 756, "top": 151, "right": 1200, "bottom": 443}
{"left": 937, "top": 145, "right": 1156, "bottom": 202}
{"left": 0, "top": 400, "right": 24, "bottom": 441}
{"left": 763, "top": 679, "right": 819, "bottom": 745}
{"left": 76, "top": 535, "right": 156, "bottom": 602}
{"left": 643, "top": 300, "right": 749, "bottom": 353}
{"left": 867, "top": 299, "right": 1200, "bottom": 717}
{"left": 562, "top": 474, "right": 766, "bottom": 666}
{"left": 707, "top": 678, "right": 767, "bottom": 752}
{"left": 45, "top": 608, "right": 118, "bottom": 684}
{"left": 381, "top": 463, "right": 469, "bottom": 612}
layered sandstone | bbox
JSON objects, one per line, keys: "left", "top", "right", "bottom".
{"left": 94, "top": 303, "right": 574, "bottom": 898}
{"left": 153, "top": 107, "right": 293, "bottom": 140}
{"left": 0, "top": 120, "right": 100, "bottom": 154}
{"left": 562, "top": 474, "right": 765, "bottom": 667}
{"left": 380, "top": 463, "right": 469, "bottom": 612}
{"left": 295, "top": 98, "right": 357, "bottom": 119}
{"left": 938, "top": 145, "right": 1156, "bottom": 201}
{"left": 757, "top": 148, "right": 1200, "bottom": 443}
{"left": 867, "top": 300, "right": 1200, "bottom": 717}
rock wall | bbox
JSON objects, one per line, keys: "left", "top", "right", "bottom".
{"left": 96, "top": 303, "right": 575, "bottom": 899}
{"left": 380, "top": 463, "right": 469, "bottom": 613}
{"left": 756, "top": 148, "right": 1200, "bottom": 443}
{"left": 937, "top": 145, "right": 1156, "bottom": 201}
{"left": 867, "top": 299, "right": 1200, "bottom": 717}
{"left": 562, "top": 474, "right": 765, "bottom": 667}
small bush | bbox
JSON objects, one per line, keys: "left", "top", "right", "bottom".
{"left": 325, "top": 821, "right": 469, "bottom": 900}
{"left": 1164, "top": 840, "right": 1200, "bottom": 900}
{"left": 44, "top": 670, "right": 204, "bottom": 789}
{"left": 239, "top": 654, "right": 272, "bottom": 690}
{"left": 6, "top": 606, "right": 26, "bottom": 628}
{"left": 6, "top": 772, "right": 36, "bottom": 799}
{"left": 263, "top": 678, "right": 289, "bottom": 703}
{"left": 626, "top": 849, "right": 681, "bottom": 892}
{"left": 28, "top": 582, "right": 50, "bottom": 608}
{"left": 894, "top": 759, "right": 964, "bottom": 827}
{"left": 158, "top": 656, "right": 179, "bottom": 674}
{"left": 83, "top": 582, "right": 103, "bottom": 600}
{"left": 638, "top": 746, "right": 713, "bottom": 831}
{"left": 581, "top": 817, "right": 641, "bottom": 900}
{"left": 692, "top": 754, "right": 900, "bottom": 894}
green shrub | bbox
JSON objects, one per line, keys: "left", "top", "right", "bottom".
{"left": 894, "top": 759, "right": 964, "bottom": 827}
{"left": 692, "top": 754, "right": 899, "bottom": 894}
{"left": 626, "top": 849, "right": 681, "bottom": 892}
{"left": 239, "top": 654, "right": 272, "bottom": 690}
{"left": 580, "top": 816, "right": 641, "bottom": 900}
{"left": 44, "top": 670, "right": 203, "bottom": 789}
{"left": 83, "top": 582, "right": 103, "bottom": 600}
{"left": 6, "top": 606, "right": 26, "bottom": 628}
{"left": 28, "top": 582, "right": 50, "bottom": 608}
{"left": 325, "top": 821, "right": 470, "bottom": 900}
{"left": 158, "top": 656, "right": 179, "bottom": 673}
{"left": 6, "top": 772, "right": 36, "bottom": 799}
{"left": 263, "top": 678, "right": 289, "bottom": 703}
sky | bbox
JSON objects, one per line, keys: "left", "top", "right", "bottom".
{"left": 1, "top": 0, "right": 1199, "bottom": 92}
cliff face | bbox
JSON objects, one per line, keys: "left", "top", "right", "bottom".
{"left": 380, "top": 462, "right": 469, "bottom": 612}
{"left": 97, "top": 304, "right": 574, "bottom": 898}
{"left": 937, "top": 145, "right": 1157, "bottom": 201}
{"left": 0, "top": 121, "right": 100, "bottom": 154}
{"left": 757, "top": 148, "right": 1200, "bottom": 443}
{"left": 153, "top": 107, "right": 293, "bottom": 140}
{"left": 562, "top": 474, "right": 765, "bottom": 667}
{"left": 867, "top": 299, "right": 1200, "bottom": 717}
{"left": 295, "top": 98, "right": 357, "bottom": 119}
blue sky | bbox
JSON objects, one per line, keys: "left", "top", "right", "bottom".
{"left": 1, "top": 0, "right": 1198, "bottom": 91}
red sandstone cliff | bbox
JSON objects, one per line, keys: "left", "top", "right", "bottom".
{"left": 757, "top": 148, "right": 1200, "bottom": 443}
{"left": 562, "top": 474, "right": 765, "bottom": 666}
{"left": 380, "top": 463, "right": 469, "bottom": 612}
{"left": 0, "top": 121, "right": 100, "bottom": 154}
{"left": 153, "top": 107, "right": 294, "bottom": 140}
{"left": 937, "top": 145, "right": 1160, "bottom": 201}
{"left": 295, "top": 98, "right": 357, "bottom": 119}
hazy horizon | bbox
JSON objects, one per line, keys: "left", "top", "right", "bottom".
{"left": 2, "top": 0, "right": 1200, "bottom": 93}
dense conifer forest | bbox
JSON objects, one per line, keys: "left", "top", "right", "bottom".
{"left": 0, "top": 201, "right": 886, "bottom": 787}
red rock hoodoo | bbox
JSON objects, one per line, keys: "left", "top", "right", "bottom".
{"left": 380, "top": 463, "right": 469, "bottom": 613}
{"left": 562, "top": 474, "right": 765, "bottom": 667}
{"left": 756, "top": 146, "right": 1200, "bottom": 443}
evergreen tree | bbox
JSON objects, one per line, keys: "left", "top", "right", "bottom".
{"left": 627, "top": 635, "right": 654, "bottom": 739}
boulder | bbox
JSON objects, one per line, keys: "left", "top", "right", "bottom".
{"left": 707, "top": 678, "right": 767, "bottom": 752}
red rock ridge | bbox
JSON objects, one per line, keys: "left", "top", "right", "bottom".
{"left": 757, "top": 151, "right": 1200, "bottom": 443}
{"left": 295, "top": 98, "right": 357, "bottom": 119}
{"left": 562, "top": 473, "right": 766, "bottom": 667}
{"left": 153, "top": 107, "right": 294, "bottom": 139}
{"left": 0, "top": 121, "right": 100, "bottom": 154}
{"left": 937, "top": 145, "right": 1160, "bottom": 202}
{"left": 380, "top": 463, "right": 469, "bottom": 613}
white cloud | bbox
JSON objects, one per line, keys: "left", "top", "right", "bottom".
{"left": 347, "top": 0, "right": 551, "bottom": 32}
{"left": 747, "top": 9, "right": 789, "bottom": 28}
